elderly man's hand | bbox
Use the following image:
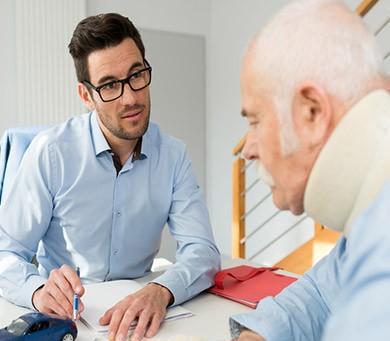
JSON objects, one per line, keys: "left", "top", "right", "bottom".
{"left": 99, "top": 283, "right": 172, "bottom": 341}
{"left": 237, "top": 330, "right": 266, "bottom": 341}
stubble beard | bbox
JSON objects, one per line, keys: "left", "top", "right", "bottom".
{"left": 97, "top": 102, "right": 151, "bottom": 141}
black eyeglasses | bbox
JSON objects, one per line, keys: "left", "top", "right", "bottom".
{"left": 83, "top": 60, "right": 152, "bottom": 102}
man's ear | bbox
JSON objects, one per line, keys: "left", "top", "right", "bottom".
{"left": 77, "top": 83, "right": 95, "bottom": 111}
{"left": 292, "top": 82, "right": 333, "bottom": 149}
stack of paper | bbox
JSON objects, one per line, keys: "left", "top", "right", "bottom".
{"left": 80, "top": 280, "right": 193, "bottom": 334}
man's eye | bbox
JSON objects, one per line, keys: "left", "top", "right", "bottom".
{"left": 101, "top": 82, "right": 119, "bottom": 90}
{"left": 131, "top": 70, "right": 143, "bottom": 79}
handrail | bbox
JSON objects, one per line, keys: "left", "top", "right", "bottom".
{"left": 356, "top": 0, "right": 378, "bottom": 16}
{"left": 232, "top": 0, "right": 380, "bottom": 155}
{"left": 232, "top": 157, "right": 245, "bottom": 258}
{"left": 232, "top": 134, "right": 246, "bottom": 156}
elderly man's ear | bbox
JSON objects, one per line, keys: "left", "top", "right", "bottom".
{"left": 292, "top": 83, "right": 333, "bottom": 150}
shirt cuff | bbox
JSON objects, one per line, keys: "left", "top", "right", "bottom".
{"left": 230, "top": 297, "right": 293, "bottom": 341}
{"left": 151, "top": 271, "right": 187, "bottom": 307}
{"left": 18, "top": 275, "right": 47, "bottom": 310}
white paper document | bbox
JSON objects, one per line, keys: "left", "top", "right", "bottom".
{"left": 80, "top": 280, "right": 193, "bottom": 333}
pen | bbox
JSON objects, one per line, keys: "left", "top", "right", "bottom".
{"left": 73, "top": 267, "right": 80, "bottom": 321}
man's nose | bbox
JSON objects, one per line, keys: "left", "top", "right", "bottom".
{"left": 241, "top": 135, "right": 258, "bottom": 161}
{"left": 120, "top": 83, "right": 137, "bottom": 106}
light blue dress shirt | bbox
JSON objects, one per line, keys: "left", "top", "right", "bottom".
{"left": 0, "top": 112, "right": 220, "bottom": 310}
{"left": 322, "top": 182, "right": 390, "bottom": 341}
{"left": 231, "top": 183, "right": 390, "bottom": 341}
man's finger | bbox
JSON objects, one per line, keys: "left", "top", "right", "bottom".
{"left": 99, "top": 307, "right": 113, "bottom": 326}
{"left": 43, "top": 293, "right": 69, "bottom": 317}
{"left": 131, "top": 309, "right": 152, "bottom": 341}
{"left": 108, "top": 308, "right": 126, "bottom": 341}
{"left": 78, "top": 299, "right": 84, "bottom": 313}
{"left": 60, "top": 264, "right": 84, "bottom": 295}
{"left": 50, "top": 269, "right": 75, "bottom": 305}
{"left": 45, "top": 281, "right": 73, "bottom": 317}
{"left": 145, "top": 312, "right": 163, "bottom": 338}
{"left": 115, "top": 307, "right": 140, "bottom": 341}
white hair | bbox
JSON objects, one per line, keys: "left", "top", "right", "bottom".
{"left": 250, "top": 0, "right": 385, "bottom": 154}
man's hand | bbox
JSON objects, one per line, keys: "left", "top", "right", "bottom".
{"left": 237, "top": 330, "right": 266, "bottom": 341}
{"left": 99, "top": 283, "right": 172, "bottom": 341}
{"left": 32, "top": 264, "right": 84, "bottom": 319}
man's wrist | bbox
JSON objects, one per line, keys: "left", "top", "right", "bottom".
{"left": 149, "top": 282, "right": 174, "bottom": 307}
{"left": 31, "top": 284, "right": 44, "bottom": 311}
{"left": 238, "top": 330, "right": 266, "bottom": 341}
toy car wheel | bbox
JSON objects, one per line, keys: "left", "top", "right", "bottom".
{"left": 61, "top": 333, "right": 74, "bottom": 341}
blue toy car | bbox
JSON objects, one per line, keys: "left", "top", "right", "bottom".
{"left": 0, "top": 312, "right": 77, "bottom": 340}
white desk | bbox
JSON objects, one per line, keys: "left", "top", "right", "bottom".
{"left": 0, "top": 258, "right": 256, "bottom": 341}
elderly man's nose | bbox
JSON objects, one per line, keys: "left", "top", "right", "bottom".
{"left": 242, "top": 139, "right": 258, "bottom": 161}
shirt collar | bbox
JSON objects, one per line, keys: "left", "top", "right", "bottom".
{"left": 90, "top": 111, "right": 111, "bottom": 156}
{"left": 90, "top": 110, "right": 150, "bottom": 160}
{"left": 135, "top": 128, "right": 151, "bottom": 161}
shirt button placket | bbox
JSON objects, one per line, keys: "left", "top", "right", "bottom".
{"left": 112, "top": 211, "right": 121, "bottom": 257}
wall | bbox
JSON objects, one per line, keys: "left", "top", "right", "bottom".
{"left": 1, "top": 0, "right": 18, "bottom": 133}
{"left": 86, "top": 0, "right": 210, "bottom": 36}
{"left": 207, "top": 0, "right": 294, "bottom": 257}
{"left": 0, "top": 0, "right": 86, "bottom": 133}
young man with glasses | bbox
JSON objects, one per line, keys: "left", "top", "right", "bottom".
{"left": 0, "top": 13, "right": 220, "bottom": 341}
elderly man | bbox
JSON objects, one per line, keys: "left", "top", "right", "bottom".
{"left": 230, "top": 0, "right": 390, "bottom": 340}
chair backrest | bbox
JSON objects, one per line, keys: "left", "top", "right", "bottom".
{"left": 0, "top": 126, "right": 49, "bottom": 204}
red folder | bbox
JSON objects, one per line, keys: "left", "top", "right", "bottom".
{"left": 208, "top": 265, "right": 297, "bottom": 308}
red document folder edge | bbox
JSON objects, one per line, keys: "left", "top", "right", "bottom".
{"left": 207, "top": 265, "right": 297, "bottom": 308}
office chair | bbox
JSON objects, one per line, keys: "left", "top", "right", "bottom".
{"left": 0, "top": 126, "right": 48, "bottom": 204}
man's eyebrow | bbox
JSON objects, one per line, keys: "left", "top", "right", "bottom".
{"left": 129, "top": 61, "right": 144, "bottom": 73}
{"left": 96, "top": 61, "right": 144, "bottom": 85}
{"left": 241, "top": 109, "right": 257, "bottom": 118}
{"left": 97, "top": 75, "right": 116, "bottom": 85}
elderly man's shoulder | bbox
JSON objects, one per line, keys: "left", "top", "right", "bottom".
{"left": 348, "top": 182, "right": 390, "bottom": 254}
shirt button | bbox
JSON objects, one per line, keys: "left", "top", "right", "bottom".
{"left": 113, "top": 250, "right": 118, "bottom": 255}
{"left": 116, "top": 211, "right": 121, "bottom": 216}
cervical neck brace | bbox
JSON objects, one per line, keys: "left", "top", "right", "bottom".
{"left": 304, "top": 90, "right": 390, "bottom": 236}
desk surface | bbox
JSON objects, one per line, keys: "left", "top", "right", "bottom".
{"left": 0, "top": 258, "right": 289, "bottom": 341}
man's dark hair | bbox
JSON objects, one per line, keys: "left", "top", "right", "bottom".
{"left": 68, "top": 13, "right": 145, "bottom": 82}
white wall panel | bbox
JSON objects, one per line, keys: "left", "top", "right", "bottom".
{"left": 15, "top": 0, "right": 86, "bottom": 126}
